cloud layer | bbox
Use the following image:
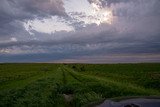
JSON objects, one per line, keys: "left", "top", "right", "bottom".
{"left": 0, "top": 0, "right": 66, "bottom": 36}
{"left": 0, "top": 0, "right": 160, "bottom": 63}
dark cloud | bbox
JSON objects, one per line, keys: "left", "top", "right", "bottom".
{"left": 0, "top": 19, "right": 160, "bottom": 62}
{"left": 0, "top": 0, "right": 66, "bottom": 36}
{"left": 0, "top": 0, "right": 160, "bottom": 63}
{"left": 14, "top": 0, "right": 66, "bottom": 17}
{"left": 0, "top": 22, "right": 159, "bottom": 54}
{"left": 0, "top": 0, "right": 66, "bottom": 20}
{"left": 111, "top": 0, "right": 160, "bottom": 17}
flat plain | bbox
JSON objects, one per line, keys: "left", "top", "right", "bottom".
{"left": 0, "top": 63, "right": 160, "bottom": 107}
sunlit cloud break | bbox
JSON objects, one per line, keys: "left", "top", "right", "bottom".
{"left": 24, "top": 16, "right": 74, "bottom": 34}
{"left": 90, "top": 0, "right": 113, "bottom": 25}
{"left": 66, "top": 0, "right": 113, "bottom": 25}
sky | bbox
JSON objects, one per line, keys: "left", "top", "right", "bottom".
{"left": 0, "top": 0, "right": 160, "bottom": 63}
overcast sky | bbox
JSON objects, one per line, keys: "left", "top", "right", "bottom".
{"left": 0, "top": 0, "right": 160, "bottom": 63}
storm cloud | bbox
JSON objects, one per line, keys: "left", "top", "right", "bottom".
{"left": 0, "top": 0, "right": 160, "bottom": 63}
{"left": 0, "top": 0, "right": 66, "bottom": 36}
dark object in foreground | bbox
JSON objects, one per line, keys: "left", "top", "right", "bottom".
{"left": 97, "top": 98, "right": 160, "bottom": 107}
{"left": 124, "top": 104, "right": 140, "bottom": 107}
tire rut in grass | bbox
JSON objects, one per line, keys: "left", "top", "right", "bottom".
{"left": 64, "top": 67, "right": 160, "bottom": 100}
{"left": 62, "top": 67, "right": 104, "bottom": 106}
{"left": 62, "top": 68, "right": 67, "bottom": 84}
{"left": 0, "top": 67, "right": 66, "bottom": 107}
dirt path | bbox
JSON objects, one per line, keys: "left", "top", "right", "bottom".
{"left": 97, "top": 98, "right": 160, "bottom": 107}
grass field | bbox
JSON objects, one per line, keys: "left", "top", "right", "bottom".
{"left": 0, "top": 63, "right": 160, "bottom": 107}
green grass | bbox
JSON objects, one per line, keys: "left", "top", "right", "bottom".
{"left": 0, "top": 63, "right": 160, "bottom": 107}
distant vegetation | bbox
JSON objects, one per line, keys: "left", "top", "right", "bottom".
{"left": 0, "top": 63, "right": 160, "bottom": 107}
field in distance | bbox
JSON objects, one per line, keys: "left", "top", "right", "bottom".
{"left": 0, "top": 63, "right": 160, "bottom": 107}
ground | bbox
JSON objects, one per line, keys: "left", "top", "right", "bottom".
{"left": 0, "top": 63, "right": 160, "bottom": 107}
